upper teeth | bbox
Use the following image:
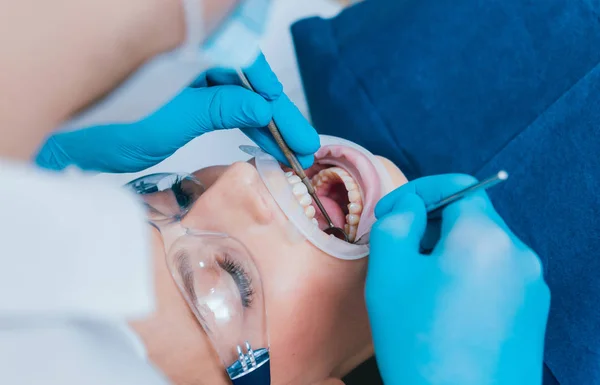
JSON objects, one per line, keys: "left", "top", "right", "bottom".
{"left": 285, "top": 168, "right": 364, "bottom": 242}
{"left": 348, "top": 202, "right": 362, "bottom": 214}
{"left": 292, "top": 183, "right": 308, "bottom": 196}
{"left": 285, "top": 171, "right": 318, "bottom": 227}
{"left": 311, "top": 167, "right": 363, "bottom": 242}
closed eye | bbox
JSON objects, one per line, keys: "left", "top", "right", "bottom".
{"left": 175, "top": 250, "right": 255, "bottom": 309}
{"left": 218, "top": 254, "right": 255, "bottom": 308}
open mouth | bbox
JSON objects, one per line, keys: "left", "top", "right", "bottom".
{"left": 281, "top": 145, "right": 382, "bottom": 242}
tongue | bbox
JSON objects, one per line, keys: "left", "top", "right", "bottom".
{"left": 313, "top": 195, "right": 346, "bottom": 230}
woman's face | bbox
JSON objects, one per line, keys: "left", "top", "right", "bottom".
{"left": 130, "top": 152, "right": 407, "bottom": 385}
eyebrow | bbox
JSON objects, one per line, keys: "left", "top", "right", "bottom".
{"left": 174, "top": 250, "right": 198, "bottom": 304}
{"left": 174, "top": 250, "right": 214, "bottom": 331}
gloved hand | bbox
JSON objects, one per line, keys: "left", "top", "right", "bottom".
{"left": 35, "top": 53, "right": 320, "bottom": 173}
{"left": 366, "top": 174, "right": 550, "bottom": 385}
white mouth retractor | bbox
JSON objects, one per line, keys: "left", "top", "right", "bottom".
{"left": 245, "top": 135, "right": 394, "bottom": 260}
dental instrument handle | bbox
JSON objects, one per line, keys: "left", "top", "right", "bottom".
{"left": 236, "top": 70, "right": 349, "bottom": 242}
{"left": 425, "top": 170, "right": 509, "bottom": 214}
{"left": 354, "top": 170, "right": 509, "bottom": 245}
{"left": 235, "top": 70, "right": 305, "bottom": 174}
{"left": 235, "top": 70, "right": 305, "bottom": 175}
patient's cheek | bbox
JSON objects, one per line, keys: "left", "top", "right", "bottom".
{"left": 264, "top": 253, "right": 370, "bottom": 382}
{"left": 131, "top": 226, "right": 230, "bottom": 385}
{"left": 376, "top": 156, "right": 408, "bottom": 187}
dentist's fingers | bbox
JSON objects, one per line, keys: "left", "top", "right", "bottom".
{"left": 375, "top": 174, "right": 481, "bottom": 218}
{"left": 243, "top": 52, "right": 283, "bottom": 101}
{"left": 192, "top": 55, "right": 320, "bottom": 164}
{"left": 372, "top": 193, "right": 429, "bottom": 252}
{"left": 201, "top": 53, "right": 283, "bottom": 101}
{"left": 242, "top": 126, "right": 315, "bottom": 169}
{"left": 148, "top": 85, "right": 272, "bottom": 131}
{"left": 270, "top": 93, "right": 320, "bottom": 156}
{"left": 435, "top": 194, "right": 536, "bottom": 261}
{"left": 367, "top": 193, "right": 429, "bottom": 290}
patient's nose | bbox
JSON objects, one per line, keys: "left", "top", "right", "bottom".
{"left": 184, "top": 162, "right": 275, "bottom": 230}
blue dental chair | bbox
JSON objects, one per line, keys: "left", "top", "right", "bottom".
{"left": 292, "top": 1, "right": 600, "bottom": 384}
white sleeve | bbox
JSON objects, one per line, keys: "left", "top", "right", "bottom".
{"left": 0, "top": 161, "right": 170, "bottom": 384}
{"left": 0, "top": 321, "right": 170, "bottom": 385}
{"left": 0, "top": 161, "right": 154, "bottom": 320}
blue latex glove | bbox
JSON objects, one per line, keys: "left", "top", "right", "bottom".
{"left": 35, "top": 53, "right": 320, "bottom": 172}
{"left": 366, "top": 174, "right": 550, "bottom": 385}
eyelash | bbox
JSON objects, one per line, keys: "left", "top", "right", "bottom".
{"left": 172, "top": 176, "right": 192, "bottom": 210}
{"left": 177, "top": 252, "right": 197, "bottom": 302}
{"left": 218, "top": 254, "right": 255, "bottom": 308}
{"left": 176, "top": 250, "right": 255, "bottom": 310}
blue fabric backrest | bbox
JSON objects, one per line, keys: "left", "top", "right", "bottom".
{"left": 293, "top": 0, "right": 600, "bottom": 180}
{"left": 292, "top": 1, "right": 600, "bottom": 384}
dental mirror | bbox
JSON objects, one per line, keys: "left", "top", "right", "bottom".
{"left": 324, "top": 225, "right": 351, "bottom": 241}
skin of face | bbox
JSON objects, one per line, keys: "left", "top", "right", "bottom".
{"left": 203, "top": 0, "right": 240, "bottom": 36}
{"left": 130, "top": 157, "right": 407, "bottom": 385}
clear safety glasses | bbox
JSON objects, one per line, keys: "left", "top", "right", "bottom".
{"left": 126, "top": 173, "right": 271, "bottom": 385}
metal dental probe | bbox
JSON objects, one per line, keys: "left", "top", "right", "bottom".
{"left": 354, "top": 170, "right": 509, "bottom": 245}
{"left": 236, "top": 70, "right": 349, "bottom": 242}
{"left": 426, "top": 170, "right": 509, "bottom": 213}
